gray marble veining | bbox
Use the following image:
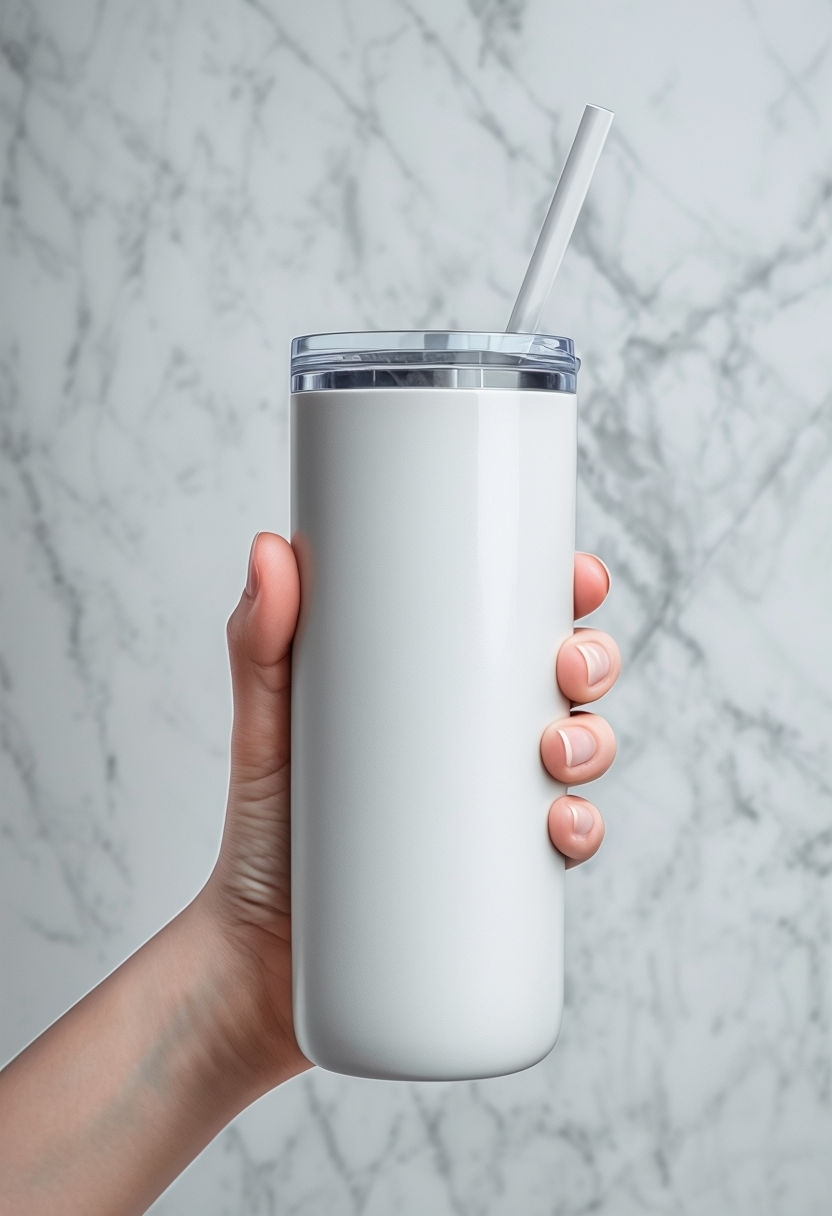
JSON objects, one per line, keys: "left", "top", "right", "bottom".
{"left": 2, "top": 0, "right": 831, "bottom": 1212}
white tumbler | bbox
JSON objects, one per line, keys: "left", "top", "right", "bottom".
{"left": 290, "top": 331, "right": 579, "bottom": 1080}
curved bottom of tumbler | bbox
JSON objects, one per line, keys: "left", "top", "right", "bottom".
{"left": 294, "top": 1009, "right": 564, "bottom": 1082}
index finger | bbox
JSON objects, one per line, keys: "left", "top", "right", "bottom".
{"left": 574, "top": 553, "right": 611, "bottom": 620}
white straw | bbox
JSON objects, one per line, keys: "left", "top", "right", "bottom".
{"left": 507, "top": 104, "right": 613, "bottom": 334}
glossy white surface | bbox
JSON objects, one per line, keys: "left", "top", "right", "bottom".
{"left": 291, "top": 388, "right": 575, "bottom": 1079}
{"left": 2, "top": 0, "right": 832, "bottom": 1211}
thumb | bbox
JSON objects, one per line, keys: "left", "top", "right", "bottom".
{"left": 225, "top": 532, "right": 300, "bottom": 788}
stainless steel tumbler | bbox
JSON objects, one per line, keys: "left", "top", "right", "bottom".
{"left": 290, "top": 331, "right": 579, "bottom": 1080}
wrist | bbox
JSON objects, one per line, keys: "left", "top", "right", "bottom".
{"left": 0, "top": 891, "right": 306, "bottom": 1215}
{"left": 184, "top": 886, "right": 312, "bottom": 1099}
{"left": 135, "top": 899, "right": 270, "bottom": 1130}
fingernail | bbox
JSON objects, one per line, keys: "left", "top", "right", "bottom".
{"left": 556, "top": 725, "right": 597, "bottom": 767}
{"left": 569, "top": 801, "right": 595, "bottom": 837}
{"left": 577, "top": 642, "right": 611, "bottom": 687}
{"left": 596, "top": 557, "right": 611, "bottom": 594}
{"left": 246, "top": 533, "right": 261, "bottom": 599}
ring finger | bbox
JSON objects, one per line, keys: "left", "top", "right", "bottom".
{"left": 539, "top": 709, "right": 617, "bottom": 785}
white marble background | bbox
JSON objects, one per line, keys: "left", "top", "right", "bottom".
{"left": 2, "top": 0, "right": 832, "bottom": 1212}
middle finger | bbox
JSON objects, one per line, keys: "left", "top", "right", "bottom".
{"left": 556, "top": 627, "right": 621, "bottom": 706}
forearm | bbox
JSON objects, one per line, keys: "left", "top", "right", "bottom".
{"left": 0, "top": 897, "right": 293, "bottom": 1215}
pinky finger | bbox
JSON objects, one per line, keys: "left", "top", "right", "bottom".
{"left": 547, "top": 795, "right": 605, "bottom": 869}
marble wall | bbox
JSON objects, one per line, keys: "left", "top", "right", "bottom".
{"left": 2, "top": 0, "right": 831, "bottom": 1212}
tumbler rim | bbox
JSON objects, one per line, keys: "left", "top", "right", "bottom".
{"left": 290, "top": 331, "right": 579, "bottom": 393}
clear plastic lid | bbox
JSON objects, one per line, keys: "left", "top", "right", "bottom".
{"left": 291, "top": 331, "right": 578, "bottom": 392}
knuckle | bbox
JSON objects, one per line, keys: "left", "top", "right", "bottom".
{"left": 226, "top": 603, "right": 245, "bottom": 653}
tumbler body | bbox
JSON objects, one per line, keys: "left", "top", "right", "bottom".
{"left": 290, "top": 333, "right": 578, "bottom": 1080}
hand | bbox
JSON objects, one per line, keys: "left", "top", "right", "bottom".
{"left": 202, "top": 533, "right": 621, "bottom": 1083}
{"left": 0, "top": 533, "right": 620, "bottom": 1213}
